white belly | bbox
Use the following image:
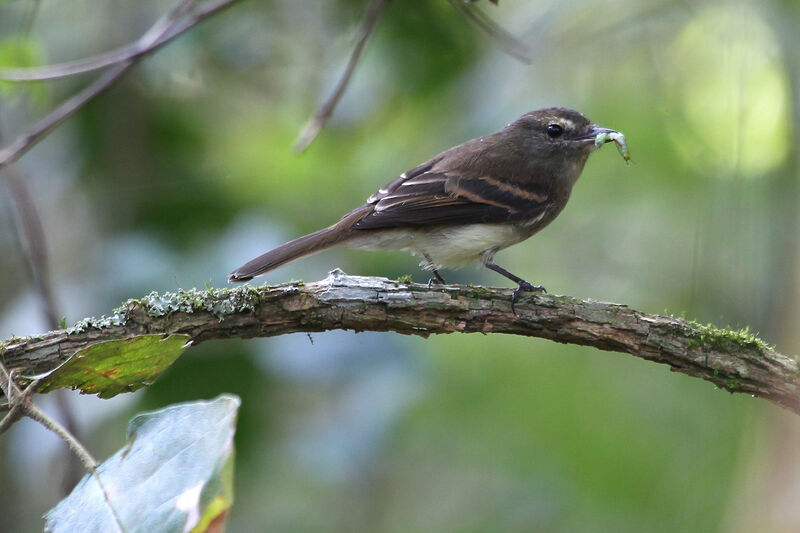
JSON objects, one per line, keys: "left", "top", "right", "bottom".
{"left": 346, "top": 223, "right": 532, "bottom": 269}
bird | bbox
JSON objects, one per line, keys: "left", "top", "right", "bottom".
{"left": 228, "top": 107, "right": 622, "bottom": 311}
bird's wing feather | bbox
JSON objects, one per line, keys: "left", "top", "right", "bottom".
{"left": 353, "top": 168, "right": 552, "bottom": 230}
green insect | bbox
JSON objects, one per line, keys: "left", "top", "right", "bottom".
{"left": 595, "top": 130, "right": 631, "bottom": 164}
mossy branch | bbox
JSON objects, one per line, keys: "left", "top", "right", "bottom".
{"left": 2, "top": 269, "right": 798, "bottom": 414}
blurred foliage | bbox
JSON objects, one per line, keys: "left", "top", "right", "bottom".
{"left": 139, "top": 340, "right": 273, "bottom": 466}
{"left": 667, "top": 5, "right": 790, "bottom": 177}
{"left": 0, "top": 38, "right": 46, "bottom": 101}
{"left": 78, "top": 88, "right": 241, "bottom": 248}
{"left": 0, "top": 0, "right": 799, "bottom": 532}
{"left": 378, "top": 0, "right": 481, "bottom": 94}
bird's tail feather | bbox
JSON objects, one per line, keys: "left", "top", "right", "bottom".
{"left": 228, "top": 225, "right": 352, "bottom": 282}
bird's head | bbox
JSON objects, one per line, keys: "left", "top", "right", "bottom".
{"left": 504, "top": 107, "right": 623, "bottom": 183}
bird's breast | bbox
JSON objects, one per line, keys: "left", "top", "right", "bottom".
{"left": 346, "top": 222, "right": 538, "bottom": 269}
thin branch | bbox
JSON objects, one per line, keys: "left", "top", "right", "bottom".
{"left": 0, "top": 0, "right": 243, "bottom": 82}
{"left": 0, "top": 0, "right": 244, "bottom": 169}
{"left": 447, "top": 0, "right": 533, "bottom": 64}
{"left": 0, "top": 369, "right": 32, "bottom": 435}
{"left": 0, "top": 0, "right": 242, "bottom": 497}
{"left": 0, "top": 62, "right": 126, "bottom": 169}
{"left": 1, "top": 154, "right": 95, "bottom": 491}
{"left": 2, "top": 270, "right": 798, "bottom": 415}
{"left": 140, "top": 0, "right": 203, "bottom": 47}
{"left": 3, "top": 167, "right": 60, "bottom": 328}
{"left": 19, "top": 0, "right": 43, "bottom": 37}
{"left": 0, "top": 362, "right": 127, "bottom": 532}
{"left": 25, "top": 402, "right": 96, "bottom": 471}
{"left": 1, "top": 163, "right": 87, "bottom": 491}
{"left": 1, "top": 39, "right": 163, "bottom": 82}
{"left": 294, "top": 0, "right": 390, "bottom": 153}
{"left": 22, "top": 402, "right": 127, "bottom": 533}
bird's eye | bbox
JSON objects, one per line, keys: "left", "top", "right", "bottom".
{"left": 546, "top": 124, "right": 564, "bottom": 138}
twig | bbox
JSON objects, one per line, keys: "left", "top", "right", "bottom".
{"left": 25, "top": 402, "right": 97, "bottom": 472}
{"left": 0, "top": 0, "right": 243, "bottom": 82}
{"left": 2, "top": 271, "right": 798, "bottom": 415}
{"left": 1, "top": 33, "right": 87, "bottom": 480}
{"left": 0, "top": 62, "right": 126, "bottom": 169}
{"left": 141, "top": 0, "right": 203, "bottom": 47}
{"left": 0, "top": 0, "right": 245, "bottom": 169}
{"left": 294, "top": 0, "right": 390, "bottom": 153}
{"left": 3, "top": 167, "right": 60, "bottom": 327}
{"left": 0, "top": 369, "right": 31, "bottom": 435}
{"left": 23, "top": 402, "right": 127, "bottom": 533}
{"left": 0, "top": 0, "right": 241, "bottom": 511}
{"left": 19, "top": 0, "right": 43, "bottom": 37}
{"left": 447, "top": 0, "right": 532, "bottom": 64}
{"left": 1, "top": 162, "right": 86, "bottom": 491}
{"left": 0, "top": 362, "right": 127, "bottom": 532}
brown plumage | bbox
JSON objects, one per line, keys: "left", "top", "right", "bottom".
{"left": 229, "top": 107, "right": 620, "bottom": 309}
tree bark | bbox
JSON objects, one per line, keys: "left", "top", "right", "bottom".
{"left": 2, "top": 269, "right": 799, "bottom": 414}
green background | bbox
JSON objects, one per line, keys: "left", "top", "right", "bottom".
{"left": 1, "top": 0, "right": 799, "bottom": 531}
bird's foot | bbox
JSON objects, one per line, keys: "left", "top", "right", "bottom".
{"left": 427, "top": 268, "right": 447, "bottom": 288}
{"left": 511, "top": 281, "right": 546, "bottom": 314}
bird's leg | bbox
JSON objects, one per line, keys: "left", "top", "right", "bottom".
{"left": 423, "top": 254, "right": 447, "bottom": 288}
{"left": 484, "top": 261, "right": 546, "bottom": 313}
{"left": 428, "top": 269, "right": 447, "bottom": 288}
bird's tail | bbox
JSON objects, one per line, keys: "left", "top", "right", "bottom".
{"left": 228, "top": 225, "right": 353, "bottom": 282}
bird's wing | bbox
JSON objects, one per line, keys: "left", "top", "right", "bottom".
{"left": 352, "top": 166, "right": 552, "bottom": 230}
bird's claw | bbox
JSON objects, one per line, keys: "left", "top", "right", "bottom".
{"left": 427, "top": 277, "right": 444, "bottom": 289}
{"left": 511, "top": 281, "right": 546, "bottom": 314}
{"left": 427, "top": 268, "right": 447, "bottom": 289}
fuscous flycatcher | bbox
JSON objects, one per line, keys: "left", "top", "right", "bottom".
{"left": 229, "top": 107, "right": 623, "bottom": 310}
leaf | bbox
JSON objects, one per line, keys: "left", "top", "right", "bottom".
{"left": 45, "top": 395, "right": 240, "bottom": 533}
{"left": 37, "top": 334, "right": 191, "bottom": 398}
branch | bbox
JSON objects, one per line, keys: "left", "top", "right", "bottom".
{"left": 3, "top": 166, "right": 60, "bottom": 328}
{"left": 2, "top": 160, "right": 86, "bottom": 492}
{"left": 0, "top": 0, "right": 244, "bottom": 169}
{"left": 0, "top": 0, "right": 242, "bottom": 82}
{"left": 293, "top": 0, "right": 390, "bottom": 153}
{"left": 0, "top": 363, "right": 127, "bottom": 532}
{"left": 447, "top": 0, "right": 533, "bottom": 64}
{"left": 2, "top": 270, "right": 798, "bottom": 414}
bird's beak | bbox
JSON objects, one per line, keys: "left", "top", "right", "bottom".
{"left": 576, "top": 126, "right": 618, "bottom": 142}
{"left": 581, "top": 125, "right": 631, "bottom": 163}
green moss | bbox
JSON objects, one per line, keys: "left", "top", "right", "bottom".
{"left": 726, "top": 378, "right": 742, "bottom": 390}
{"left": 466, "top": 284, "right": 495, "bottom": 298}
{"left": 685, "top": 320, "right": 773, "bottom": 353}
{"left": 397, "top": 274, "right": 414, "bottom": 284}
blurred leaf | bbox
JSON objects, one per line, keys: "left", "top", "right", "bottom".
{"left": 140, "top": 340, "right": 274, "bottom": 466}
{"left": 379, "top": 0, "right": 480, "bottom": 94}
{"left": 393, "top": 333, "right": 750, "bottom": 532}
{"left": 37, "top": 334, "right": 191, "bottom": 398}
{"left": 0, "top": 38, "right": 47, "bottom": 102}
{"left": 78, "top": 90, "right": 237, "bottom": 248}
{"left": 44, "top": 394, "right": 239, "bottom": 533}
{"left": 0, "top": 38, "right": 40, "bottom": 71}
{"left": 667, "top": 5, "right": 790, "bottom": 177}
